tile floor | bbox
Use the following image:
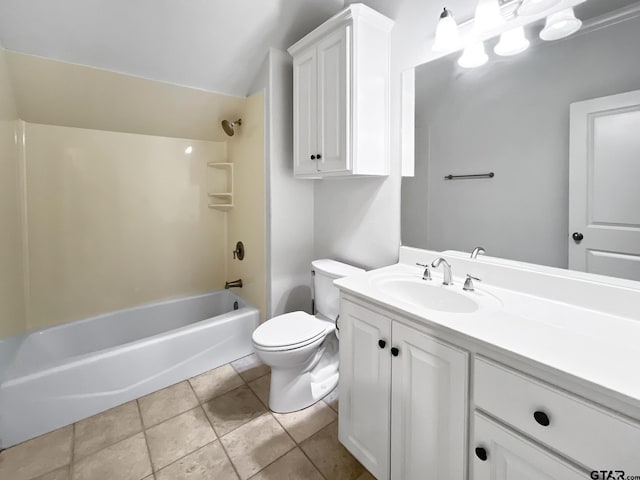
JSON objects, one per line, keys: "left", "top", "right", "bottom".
{"left": 0, "top": 354, "right": 374, "bottom": 480}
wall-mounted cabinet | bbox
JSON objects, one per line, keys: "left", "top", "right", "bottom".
{"left": 207, "top": 162, "right": 233, "bottom": 210}
{"left": 288, "top": 4, "right": 393, "bottom": 178}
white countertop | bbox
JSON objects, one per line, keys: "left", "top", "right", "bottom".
{"left": 335, "top": 257, "right": 640, "bottom": 406}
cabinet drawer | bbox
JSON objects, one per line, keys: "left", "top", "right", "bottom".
{"left": 474, "top": 357, "right": 640, "bottom": 473}
{"left": 473, "top": 412, "right": 585, "bottom": 480}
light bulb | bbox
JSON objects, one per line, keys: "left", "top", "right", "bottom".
{"left": 517, "top": 0, "right": 561, "bottom": 17}
{"left": 540, "top": 7, "right": 582, "bottom": 41}
{"left": 494, "top": 26, "right": 530, "bottom": 56}
{"left": 473, "top": 0, "right": 505, "bottom": 34}
{"left": 185, "top": 146, "right": 193, "bottom": 154}
{"left": 458, "top": 41, "right": 489, "bottom": 69}
{"left": 433, "top": 8, "right": 462, "bottom": 52}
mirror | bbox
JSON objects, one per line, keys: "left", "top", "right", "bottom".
{"left": 402, "top": 0, "right": 640, "bottom": 281}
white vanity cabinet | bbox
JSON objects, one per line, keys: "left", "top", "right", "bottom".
{"left": 338, "top": 299, "right": 468, "bottom": 480}
{"left": 288, "top": 4, "right": 393, "bottom": 178}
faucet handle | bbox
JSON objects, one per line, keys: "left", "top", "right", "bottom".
{"left": 463, "top": 274, "right": 481, "bottom": 292}
{"left": 416, "top": 263, "right": 432, "bottom": 281}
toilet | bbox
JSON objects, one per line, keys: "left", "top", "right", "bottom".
{"left": 252, "top": 259, "right": 364, "bottom": 413}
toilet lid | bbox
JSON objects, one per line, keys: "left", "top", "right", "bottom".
{"left": 252, "top": 312, "right": 327, "bottom": 349}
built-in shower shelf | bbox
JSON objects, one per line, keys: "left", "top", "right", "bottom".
{"left": 208, "top": 204, "right": 234, "bottom": 211}
{"left": 207, "top": 162, "right": 234, "bottom": 210}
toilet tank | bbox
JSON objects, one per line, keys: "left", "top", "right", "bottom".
{"left": 312, "top": 259, "right": 365, "bottom": 320}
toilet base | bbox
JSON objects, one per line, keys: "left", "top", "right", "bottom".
{"left": 268, "top": 335, "right": 339, "bottom": 413}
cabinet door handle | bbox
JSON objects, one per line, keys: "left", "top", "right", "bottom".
{"left": 378, "top": 339, "right": 386, "bottom": 349}
{"left": 391, "top": 347, "right": 399, "bottom": 357}
{"left": 310, "top": 155, "right": 316, "bottom": 160}
{"left": 533, "top": 411, "right": 551, "bottom": 427}
{"left": 475, "top": 447, "right": 488, "bottom": 461}
{"left": 317, "top": 153, "right": 322, "bottom": 159}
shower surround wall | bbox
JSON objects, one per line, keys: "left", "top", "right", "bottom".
{"left": 0, "top": 46, "right": 24, "bottom": 338}
{"left": 23, "top": 124, "right": 229, "bottom": 329}
{"left": 227, "top": 92, "right": 267, "bottom": 321}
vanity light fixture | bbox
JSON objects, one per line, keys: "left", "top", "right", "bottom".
{"left": 458, "top": 41, "right": 489, "bottom": 68}
{"left": 433, "top": 7, "right": 462, "bottom": 52}
{"left": 517, "top": 0, "right": 561, "bottom": 17}
{"left": 539, "top": 7, "right": 582, "bottom": 41}
{"left": 494, "top": 26, "right": 530, "bottom": 56}
{"left": 473, "top": 0, "right": 505, "bottom": 34}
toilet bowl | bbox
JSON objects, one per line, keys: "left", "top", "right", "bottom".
{"left": 251, "top": 259, "right": 364, "bottom": 413}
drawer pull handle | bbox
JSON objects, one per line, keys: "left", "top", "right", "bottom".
{"left": 391, "top": 347, "right": 400, "bottom": 357}
{"left": 475, "top": 447, "right": 488, "bottom": 461}
{"left": 534, "top": 411, "right": 551, "bottom": 427}
{"left": 378, "top": 339, "right": 387, "bottom": 349}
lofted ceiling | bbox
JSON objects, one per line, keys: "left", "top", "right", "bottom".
{"left": 0, "top": 0, "right": 345, "bottom": 97}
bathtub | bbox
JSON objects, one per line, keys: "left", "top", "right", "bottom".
{"left": 0, "top": 290, "right": 258, "bottom": 448}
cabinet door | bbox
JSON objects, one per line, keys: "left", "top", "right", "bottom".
{"left": 316, "top": 25, "right": 349, "bottom": 173}
{"left": 293, "top": 47, "right": 318, "bottom": 176}
{"left": 390, "top": 323, "right": 468, "bottom": 480}
{"left": 339, "top": 300, "right": 392, "bottom": 480}
{"left": 473, "top": 413, "right": 585, "bottom": 480}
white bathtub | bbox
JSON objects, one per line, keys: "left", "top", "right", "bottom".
{"left": 0, "top": 290, "right": 258, "bottom": 448}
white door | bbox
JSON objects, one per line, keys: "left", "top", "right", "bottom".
{"left": 390, "top": 323, "right": 468, "bottom": 480}
{"left": 339, "top": 300, "right": 392, "bottom": 480}
{"left": 569, "top": 90, "right": 640, "bottom": 280}
{"left": 292, "top": 47, "right": 318, "bottom": 176}
{"left": 473, "top": 413, "right": 585, "bottom": 480}
{"left": 316, "top": 25, "right": 349, "bottom": 173}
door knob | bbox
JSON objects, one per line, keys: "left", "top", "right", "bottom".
{"left": 317, "top": 154, "right": 322, "bottom": 159}
{"left": 310, "top": 155, "right": 316, "bottom": 160}
{"left": 378, "top": 339, "right": 386, "bottom": 349}
{"left": 391, "top": 347, "right": 399, "bottom": 357}
{"left": 572, "top": 232, "right": 584, "bottom": 242}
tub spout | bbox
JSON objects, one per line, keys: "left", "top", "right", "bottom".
{"left": 225, "top": 279, "right": 243, "bottom": 289}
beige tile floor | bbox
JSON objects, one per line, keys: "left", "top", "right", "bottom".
{"left": 0, "top": 354, "right": 374, "bottom": 480}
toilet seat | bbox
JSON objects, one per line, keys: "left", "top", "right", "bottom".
{"left": 252, "top": 312, "right": 330, "bottom": 351}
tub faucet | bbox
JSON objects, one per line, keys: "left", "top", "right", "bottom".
{"left": 431, "top": 258, "right": 453, "bottom": 285}
{"left": 225, "top": 279, "right": 243, "bottom": 289}
{"left": 471, "top": 247, "right": 486, "bottom": 259}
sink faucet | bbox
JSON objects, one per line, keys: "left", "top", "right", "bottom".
{"left": 225, "top": 279, "right": 243, "bottom": 289}
{"left": 471, "top": 247, "right": 486, "bottom": 259}
{"left": 416, "top": 263, "right": 432, "bottom": 281}
{"left": 431, "top": 258, "right": 453, "bottom": 285}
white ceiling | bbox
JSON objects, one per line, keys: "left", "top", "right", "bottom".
{"left": 0, "top": 0, "right": 345, "bottom": 97}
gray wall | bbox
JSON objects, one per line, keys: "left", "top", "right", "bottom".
{"left": 403, "top": 13, "right": 640, "bottom": 268}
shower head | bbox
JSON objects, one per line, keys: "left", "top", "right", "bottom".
{"left": 221, "top": 118, "right": 242, "bottom": 137}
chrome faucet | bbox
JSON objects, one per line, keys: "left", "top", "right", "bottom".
{"left": 431, "top": 258, "right": 453, "bottom": 285}
{"left": 471, "top": 247, "right": 486, "bottom": 259}
{"left": 416, "top": 263, "right": 432, "bottom": 281}
{"left": 225, "top": 279, "right": 243, "bottom": 289}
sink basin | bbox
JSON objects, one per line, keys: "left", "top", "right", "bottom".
{"left": 373, "top": 276, "right": 501, "bottom": 314}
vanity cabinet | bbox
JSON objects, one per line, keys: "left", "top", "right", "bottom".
{"left": 338, "top": 296, "right": 640, "bottom": 480}
{"left": 288, "top": 5, "right": 393, "bottom": 178}
{"left": 338, "top": 299, "right": 468, "bottom": 480}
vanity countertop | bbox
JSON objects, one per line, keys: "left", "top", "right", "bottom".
{"left": 335, "top": 252, "right": 640, "bottom": 409}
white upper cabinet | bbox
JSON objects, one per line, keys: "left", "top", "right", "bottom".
{"left": 288, "top": 4, "right": 393, "bottom": 178}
